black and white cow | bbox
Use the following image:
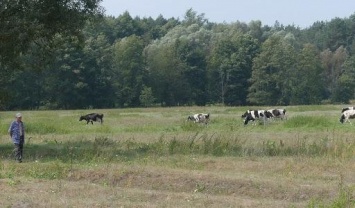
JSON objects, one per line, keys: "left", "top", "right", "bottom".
{"left": 341, "top": 106, "right": 355, "bottom": 113}
{"left": 187, "top": 113, "right": 210, "bottom": 124}
{"left": 241, "top": 110, "right": 273, "bottom": 125}
{"left": 340, "top": 109, "right": 355, "bottom": 124}
{"left": 79, "top": 113, "right": 104, "bottom": 124}
{"left": 266, "top": 109, "right": 287, "bottom": 120}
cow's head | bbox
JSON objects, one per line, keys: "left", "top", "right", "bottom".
{"left": 340, "top": 114, "right": 345, "bottom": 123}
{"left": 79, "top": 116, "right": 85, "bottom": 121}
{"left": 244, "top": 114, "right": 254, "bottom": 125}
{"left": 241, "top": 111, "right": 250, "bottom": 118}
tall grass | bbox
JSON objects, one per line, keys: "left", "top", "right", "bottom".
{"left": 2, "top": 133, "right": 352, "bottom": 165}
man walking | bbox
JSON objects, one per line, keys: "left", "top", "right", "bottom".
{"left": 8, "top": 113, "right": 25, "bottom": 163}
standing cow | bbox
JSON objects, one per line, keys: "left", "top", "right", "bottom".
{"left": 187, "top": 113, "right": 210, "bottom": 125}
{"left": 241, "top": 110, "right": 272, "bottom": 125}
{"left": 79, "top": 113, "right": 104, "bottom": 124}
{"left": 340, "top": 109, "right": 355, "bottom": 124}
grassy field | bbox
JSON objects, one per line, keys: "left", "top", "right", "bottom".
{"left": 0, "top": 105, "right": 354, "bottom": 207}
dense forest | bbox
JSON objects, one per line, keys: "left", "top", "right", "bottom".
{"left": 2, "top": 1, "right": 355, "bottom": 110}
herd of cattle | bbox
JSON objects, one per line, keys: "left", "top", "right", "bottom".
{"left": 79, "top": 106, "right": 355, "bottom": 126}
{"left": 186, "top": 107, "right": 355, "bottom": 126}
{"left": 186, "top": 109, "right": 286, "bottom": 125}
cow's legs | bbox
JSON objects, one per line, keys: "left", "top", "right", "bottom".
{"left": 345, "top": 118, "right": 352, "bottom": 124}
{"left": 252, "top": 120, "right": 257, "bottom": 125}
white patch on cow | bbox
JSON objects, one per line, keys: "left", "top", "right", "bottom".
{"left": 266, "top": 109, "right": 286, "bottom": 121}
{"left": 341, "top": 106, "right": 355, "bottom": 113}
{"left": 340, "top": 109, "right": 355, "bottom": 124}
{"left": 188, "top": 113, "right": 210, "bottom": 125}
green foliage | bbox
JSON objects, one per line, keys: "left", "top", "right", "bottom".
{"left": 321, "top": 47, "right": 349, "bottom": 103}
{"left": 289, "top": 44, "right": 325, "bottom": 104}
{"left": 331, "top": 55, "right": 355, "bottom": 103}
{"left": 139, "top": 86, "right": 156, "bottom": 107}
{"left": 3, "top": 8, "right": 355, "bottom": 109}
{"left": 145, "top": 28, "right": 190, "bottom": 106}
{"left": 208, "top": 33, "right": 259, "bottom": 105}
{"left": 248, "top": 33, "right": 297, "bottom": 105}
{"left": 0, "top": 0, "right": 103, "bottom": 67}
{"left": 112, "top": 35, "right": 145, "bottom": 107}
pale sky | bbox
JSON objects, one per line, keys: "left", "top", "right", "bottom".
{"left": 100, "top": 0, "right": 355, "bottom": 28}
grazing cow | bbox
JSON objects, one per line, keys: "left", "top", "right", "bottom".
{"left": 341, "top": 106, "right": 355, "bottom": 113}
{"left": 79, "top": 113, "right": 104, "bottom": 124}
{"left": 241, "top": 110, "right": 273, "bottom": 125}
{"left": 187, "top": 113, "right": 210, "bottom": 124}
{"left": 266, "top": 109, "right": 287, "bottom": 120}
{"left": 340, "top": 109, "right": 355, "bottom": 124}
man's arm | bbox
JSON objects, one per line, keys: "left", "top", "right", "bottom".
{"left": 8, "top": 121, "right": 13, "bottom": 137}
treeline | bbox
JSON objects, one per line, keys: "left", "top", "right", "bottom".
{"left": 2, "top": 8, "right": 355, "bottom": 110}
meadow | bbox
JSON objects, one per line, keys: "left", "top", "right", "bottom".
{"left": 0, "top": 105, "right": 354, "bottom": 207}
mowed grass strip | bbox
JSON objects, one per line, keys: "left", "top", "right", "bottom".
{"left": 0, "top": 105, "right": 354, "bottom": 207}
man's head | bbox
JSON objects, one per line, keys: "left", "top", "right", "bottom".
{"left": 16, "top": 113, "right": 22, "bottom": 121}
